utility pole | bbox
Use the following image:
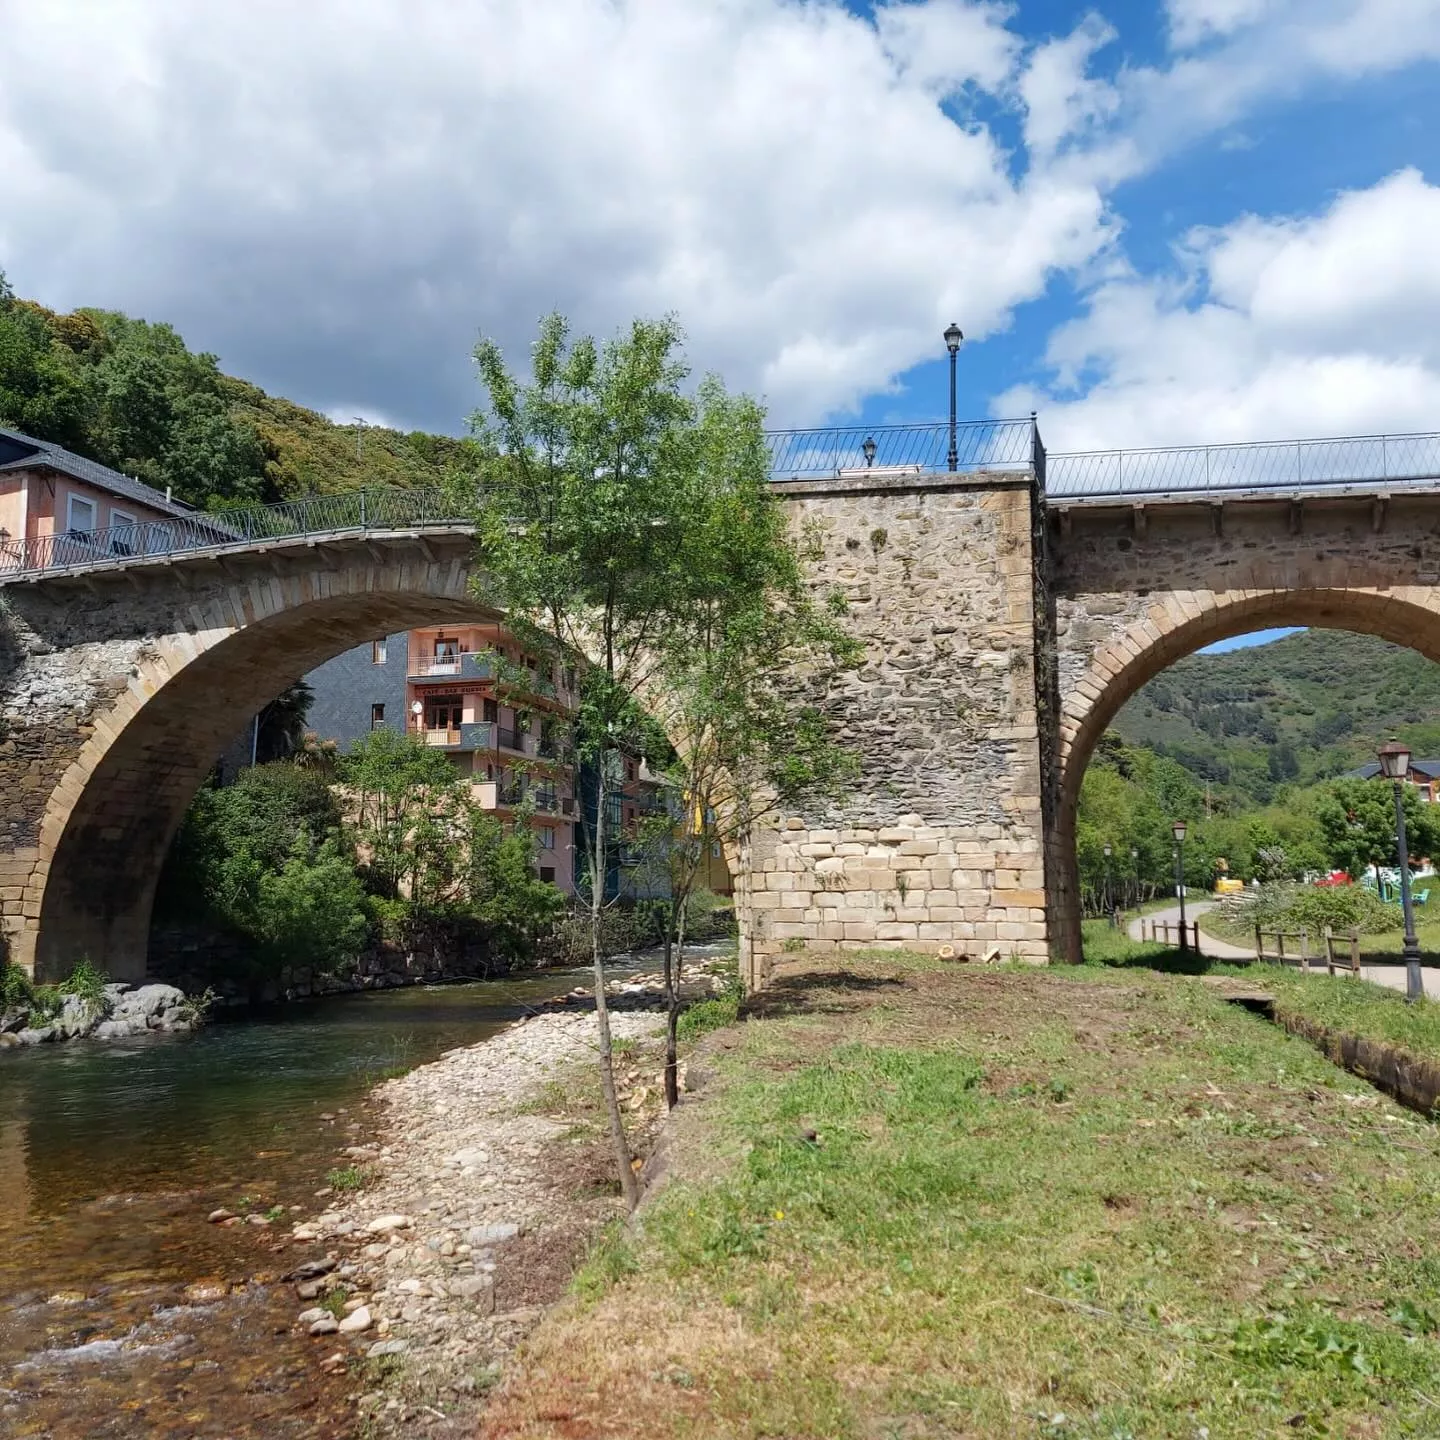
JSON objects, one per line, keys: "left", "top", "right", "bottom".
{"left": 354, "top": 416, "right": 370, "bottom": 461}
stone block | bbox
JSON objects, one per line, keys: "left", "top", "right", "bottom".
{"left": 874, "top": 922, "right": 918, "bottom": 940}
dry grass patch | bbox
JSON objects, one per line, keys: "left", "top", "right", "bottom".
{"left": 480, "top": 956, "right": 1440, "bottom": 1439}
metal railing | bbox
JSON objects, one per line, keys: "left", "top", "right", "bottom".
{"left": 1046, "top": 431, "right": 1440, "bottom": 501}
{"left": 0, "top": 485, "right": 463, "bottom": 576}
{"left": 766, "top": 418, "right": 1034, "bottom": 480}
{"left": 13, "top": 425, "right": 1440, "bottom": 580}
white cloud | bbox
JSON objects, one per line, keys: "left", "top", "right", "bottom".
{"left": 1003, "top": 170, "right": 1440, "bottom": 450}
{"left": 0, "top": 0, "right": 1116, "bottom": 431}
{"left": 1165, "top": 0, "right": 1278, "bottom": 49}
{"left": 1018, "top": 14, "right": 1119, "bottom": 159}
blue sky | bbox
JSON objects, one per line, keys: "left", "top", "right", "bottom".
{"left": 4, "top": 0, "right": 1440, "bottom": 463}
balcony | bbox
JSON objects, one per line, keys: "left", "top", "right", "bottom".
{"left": 497, "top": 725, "right": 532, "bottom": 755}
{"left": 419, "top": 721, "right": 494, "bottom": 750}
{"left": 408, "top": 653, "right": 496, "bottom": 682}
{"left": 475, "top": 779, "right": 527, "bottom": 810}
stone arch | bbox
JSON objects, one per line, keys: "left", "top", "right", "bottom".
{"left": 1050, "top": 584, "right": 1440, "bottom": 962}
{"left": 22, "top": 552, "right": 511, "bottom": 980}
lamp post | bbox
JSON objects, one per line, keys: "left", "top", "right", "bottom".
{"left": 1172, "top": 819, "right": 1188, "bottom": 955}
{"left": 1130, "top": 846, "right": 1139, "bottom": 910}
{"left": 862, "top": 435, "right": 877, "bottom": 468}
{"left": 1378, "top": 738, "right": 1424, "bottom": 1002}
{"left": 1102, "top": 842, "right": 1113, "bottom": 921}
{"left": 944, "top": 323, "right": 963, "bottom": 471}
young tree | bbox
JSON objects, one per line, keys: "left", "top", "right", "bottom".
{"left": 472, "top": 314, "right": 806, "bottom": 1206}
{"left": 1315, "top": 777, "right": 1440, "bottom": 883}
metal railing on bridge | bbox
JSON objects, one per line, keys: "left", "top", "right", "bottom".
{"left": 0, "top": 486, "right": 464, "bottom": 577}
{"left": 1045, "top": 431, "right": 1440, "bottom": 501}
{"left": 10, "top": 423, "right": 1440, "bottom": 579}
{"left": 764, "top": 418, "right": 1035, "bottom": 479}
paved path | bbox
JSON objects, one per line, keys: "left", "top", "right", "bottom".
{"left": 1128, "top": 901, "right": 1440, "bottom": 999}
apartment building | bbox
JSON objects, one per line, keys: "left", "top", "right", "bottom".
{"left": 305, "top": 623, "right": 579, "bottom": 892}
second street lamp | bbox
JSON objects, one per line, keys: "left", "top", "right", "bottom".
{"left": 1378, "top": 738, "right": 1424, "bottom": 1002}
{"left": 1130, "top": 846, "right": 1139, "bottom": 910}
{"left": 1102, "top": 842, "right": 1113, "bottom": 920}
{"left": 1172, "top": 819, "right": 1188, "bottom": 955}
{"left": 944, "top": 323, "right": 963, "bottom": 471}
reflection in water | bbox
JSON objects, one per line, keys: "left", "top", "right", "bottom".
{"left": 0, "top": 969, "right": 589, "bottom": 1438}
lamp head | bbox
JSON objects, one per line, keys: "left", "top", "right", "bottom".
{"left": 1172, "top": 819, "right": 1188, "bottom": 844}
{"left": 862, "top": 435, "right": 877, "bottom": 467}
{"left": 1378, "top": 737, "right": 1412, "bottom": 781}
{"left": 1103, "top": 843, "right": 1112, "bottom": 858}
{"left": 943, "top": 322, "right": 963, "bottom": 355}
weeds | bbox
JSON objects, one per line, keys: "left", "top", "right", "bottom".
{"left": 326, "top": 1166, "right": 369, "bottom": 1192}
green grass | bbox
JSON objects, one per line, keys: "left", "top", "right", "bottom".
{"left": 490, "top": 957, "right": 1440, "bottom": 1437}
{"left": 1084, "top": 917, "right": 1440, "bottom": 1069}
{"left": 326, "top": 1166, "right": 368, "bottom": 1192}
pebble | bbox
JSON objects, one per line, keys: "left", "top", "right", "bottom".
{"left": 297, "top": 1307, "right": 327, "bottom": 1325}
{"left": 206, "top": 1209, "right": 232, "bottom": 1224}
{"left": 338, "top": 1305, "right": 373, "bottom": 1334}
{"left": 296, "top": 1280, "right": 323, "bottom": 1300}
{"left": 367, "top": 1339, "right": 409, "bottom": 1359}
{"left": 365, "top": 1214, "right": 413, "bottom": 1234}
{"left": 309, "top": 1315, "right": 340, "bottom": 1336}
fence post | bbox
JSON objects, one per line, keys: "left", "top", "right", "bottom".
{"left": 1349, "top": 927, "right": 1360, "bottom": 976}
{"left": 1323, "top": 924, "right": 1334, "bottom": 976}
{"left": 1254, "top": 923, "right": 1263, "bottom": 960}
{"left": 1299, "top": 928, "right": 1309, "bottom": 970}
{"left": 1277, "top": 933, "right": 1286, "bottom": 963}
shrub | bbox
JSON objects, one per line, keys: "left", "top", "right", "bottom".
{"left": 1, "top": 960, "right": 34, "bottom": 1012}
{"left": 1220, "top": 881, "right": 1401, "bottom": 937}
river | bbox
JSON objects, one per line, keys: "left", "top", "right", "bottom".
{"left": 0, "top": 967, "right": 594, "bottom": 1438}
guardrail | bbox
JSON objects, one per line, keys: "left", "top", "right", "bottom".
{"left": 765, "top": 418, "right": 1035, "bottom": 479}
{"left": 11, "top": 425, "right": 1440, "bottom": 580}
{"left": 1046, "top": 431, "right": 1440, "bottom": 501}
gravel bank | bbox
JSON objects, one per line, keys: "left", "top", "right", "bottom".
{"left": 280, "top": 1006, "right": 668, "bottom": 1434}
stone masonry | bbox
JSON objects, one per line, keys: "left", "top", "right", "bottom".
{"left": 10, "top": 471, "right": 1440, "bottom": 990}
{"left": 736, "top": 469, "right": 1050, "bottom": 988}
{"left": 1046, "top": 490, "right": 1440, "bottom": 961}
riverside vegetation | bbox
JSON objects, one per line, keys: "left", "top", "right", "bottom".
{"left": 477, "top": 945, "right": 1440, "bottom": 1439}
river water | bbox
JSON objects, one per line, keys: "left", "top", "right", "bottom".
{"left": 0, "top": 968, "right": 592, "bottom": 1439}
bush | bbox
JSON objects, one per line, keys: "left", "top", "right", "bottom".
{"left": 1, "top": 959, "right": 34, "bottom": 1012}
{"left": 1219, "top": 881, "right": 1402, "bottom": 938}
{"left": 254, "top": 838, "right": 370, "bottom": 973}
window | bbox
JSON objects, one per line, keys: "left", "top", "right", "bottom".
{"left": 370, "top": 703, "right": 386, "bottom": 729}
{"left": 65, "top": 494, "right": 96, "bottom": 537}
{"left": 371, "top": 638, "right": 387, "bottom": 664}
{"left": 109, "top": 508, "right": 137, "bottom": 556}
{"left": 424, "top": 695, "right": 463, "bottom": 730}
{"left": 626, "top": 760, "right": 637, "bottom": 781}
{"left": 434, "top": 638, "right": 458, "bottom": 660}
{"left": 482, "top": 698, "right": 498, "bottom": 722}
{"left": 539, "top": 866, "right": 556, "bottom": 884}
{"left": 538, "top": 827, "right": 556, "bottom": 850}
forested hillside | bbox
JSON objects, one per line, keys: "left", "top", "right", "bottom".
{"left": 1113, "top": 628, "right": 1440, "bottom": 805}
{"left": 0, "top": 271, "right": 475, "bottom": 510}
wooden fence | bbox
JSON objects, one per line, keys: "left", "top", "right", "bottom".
{"left": 1254, "top": 924, "right": 1361, "bottom": 976}
{"left": 1141, "top": 917, "right": 1200, "bottom": 950}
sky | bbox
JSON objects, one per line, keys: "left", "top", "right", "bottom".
{"left": 4, "top": 0, "right": 1440, "bottom": 462}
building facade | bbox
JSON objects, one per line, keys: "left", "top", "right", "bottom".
{"left": 0, "top": 426, "right": 203, "bottom": 569}
{"left": 305, "top": 623, "right": 579, "bottom": 893}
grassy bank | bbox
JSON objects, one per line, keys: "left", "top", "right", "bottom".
{"left": 480, "top": 954, "right": 1440, "bottom": 1439}
{"left": 1085, "top": 919, "right": 1440, "bottom": 1069}
{"left": 1199, "top": 906, "right": 1440, "bottom": 965}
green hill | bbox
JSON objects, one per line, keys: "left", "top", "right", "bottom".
{"left": 0, "top": 272, "right": 475, "bottom": 510}
{"left": 1113, "top": 628, "right": 1440, "bottom": 804}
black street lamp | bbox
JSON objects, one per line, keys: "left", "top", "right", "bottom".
{"left": 862, "top": 435, "right": 877, "bottom": 468}
{"left": 1172, "top": 819, "right": 1188, "bottom": 955}
{"left": 1130, "top": 846, "right": 1139, "bottom": 910}
{"left": 1102, "top": 842, "right": 1113, "bottom": 919}
{"left": 944, "top": 322, "right": 963, "bottom": 471}
{"left": 1378, "top": 738, "right": 1424, "bottom": 1002}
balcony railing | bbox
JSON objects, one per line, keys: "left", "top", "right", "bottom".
{"left": 408, "top": 653, "right": 496, "bottom": 681}
{"left": 497, "top": 726, "right": 530, "bottom": 754}
{"left": 417, "top": 721, "right": 494, "bottom": 750}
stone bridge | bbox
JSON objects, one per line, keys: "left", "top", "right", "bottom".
{"left": 4, "top": 425, "right": 1440, "bottom": 986}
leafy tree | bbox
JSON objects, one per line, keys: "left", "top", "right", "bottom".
{"left": 1314, "top": 777, "right": 1440, "bottom": 881}
{"left": 254, "top": 837, "right": 370, "bottom": 973}
{"left": 471, "top": 313, "right": 839, "bottom": 1200}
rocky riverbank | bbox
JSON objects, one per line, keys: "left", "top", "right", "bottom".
{"left": 268, "top": 995, "right": 696, "bottom": 1434}
{"left": 0, "top": 981, "right": 205, "bottom": 1047}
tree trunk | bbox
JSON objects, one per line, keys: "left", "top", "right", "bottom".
{"left": 664, "top": 907, "right": 688, "bottom": 1109}
{"left": 591, "top": 754, "right": 639, "bottom": 1209}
